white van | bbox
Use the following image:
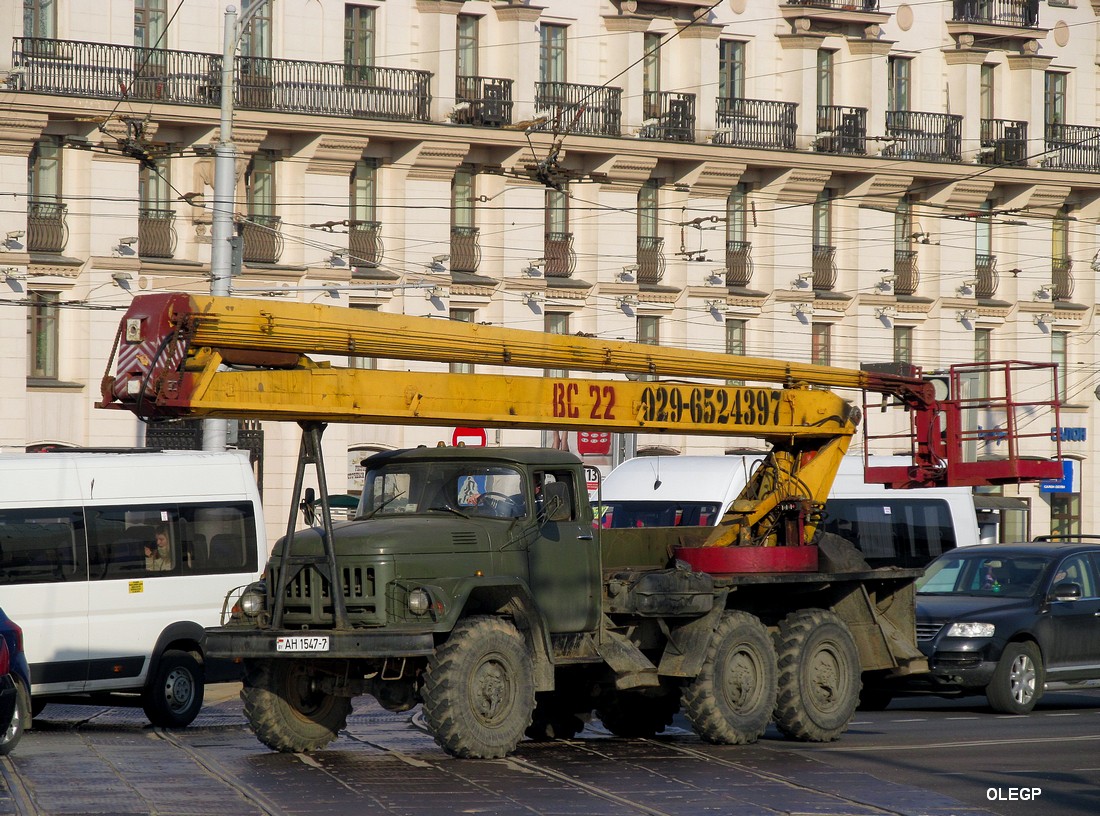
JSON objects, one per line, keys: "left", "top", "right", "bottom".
{"left": 0, "top": 450, "right": 266, "bottom": 727}
{"left": 597, "top": 455, "right": 979, "bottom": 569}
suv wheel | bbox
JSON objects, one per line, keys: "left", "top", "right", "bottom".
{"left": 986, "top": 641, "right": 1043, "bottom": 715}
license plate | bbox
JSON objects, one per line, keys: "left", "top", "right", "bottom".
{"left": 276, "top": 635, "right": 330, "bottom": 652}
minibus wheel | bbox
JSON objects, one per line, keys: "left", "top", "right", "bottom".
{"left": 143, "top": 649, "right": 205, "bottom": 728}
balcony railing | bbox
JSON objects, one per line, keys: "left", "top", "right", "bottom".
{"left": 812, "top": 245, "right": 837, "bottom": 290}
{"left": 27, "top": 200, "right": 68, "bottom": 253}
{"left": 348, "top": 220, "right": 383, "bottom": 270}
{"left": 815, "top": 105, "right": 867, "bottom": 155}
{"left": 882, "top": 110, "right": 962, "bottom": 162}
{"left": 1052, "top": 257, "right": 1074, "bottom": 301}
{"left": 534, "top": 82, "right": 622, "bottom": 137}
{"left": 786, "top": 1, "right": 880, "bottom": 9}
{"left": 975, "top": 253, "right": 998, "bottom": 299}
{"left": 950, "top": 0, "right": 1040, "bottom": 27}
{"left": 544, "top": 231, "right": 576, "bottom": 278}
{"left": 979, "top": 118, "right": 1028, "bottom": 166}
{"left": 450, "top": 226, "right": 481, "bottom": 273}
{"left": 640, "top": 91, "right": 696, "bottom": 143}
{"left": 12, "top": 38, "right": 432, "bottom": 122}
{"left": 138, "top": 207, "right": 176, "bottom": 258}
{"left": 713, "top": 97, "right": 797, "bottom": 150}
{"left": 241, "top": 214, "right": 283, "bottom": 264}
{"left": 893, "top": 249, "right": 919, "bottom": 296}
{"left": 1043, "top": 122, "right": 1100, "bottom": 172}
{"left": 725, "top": 240, "right": 754, "bottom": 288}
{"left": 637, "top": 236, "right": 666, "bottom": 285}
{"left": 453, "top": 75, "right": 513, "bottom": 128}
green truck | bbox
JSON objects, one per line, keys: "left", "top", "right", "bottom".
{"left": 205, "top": 445, "right": 926, "bottom": 758}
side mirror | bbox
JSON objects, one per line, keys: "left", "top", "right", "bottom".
{"left": 300, "top": 487, "right": 317, "bottom": 525}
{"left": 1050, "top": 581, "right": 1082, "bottom": 602}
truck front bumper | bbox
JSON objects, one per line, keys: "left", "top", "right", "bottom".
{"left": 203, "top": 626, "right": 436, "bottom": 660}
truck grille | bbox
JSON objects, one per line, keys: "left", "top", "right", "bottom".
{"left": 270, "top": 559, "right": 388, "bottom": 626}
{"left": 916, "top": 623, "right": 943, "bottom": 642}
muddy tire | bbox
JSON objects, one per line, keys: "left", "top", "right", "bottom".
{"left": 986, "top": 641, "right": 1043, "bottom": 715}
{"left": 773, "top": 609, "right": 861, "bottom": 742}
{"left": 142, "top": 650, "right": 205, "bottom": 728}
{"left": 421, "top": 616, "right": 535, "bottom": 758}
{"left": 596, "top": 683, "right": 681, "bottom": 738}
{"left": 683, "top": 611, "right": 776, "bottom": 745}
{"left": 242, "top": 659, "right": 351, "bottom": 752}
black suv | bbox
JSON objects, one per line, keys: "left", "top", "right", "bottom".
{"left": 904, "top": 541, "right": 1100, "bottom": 714}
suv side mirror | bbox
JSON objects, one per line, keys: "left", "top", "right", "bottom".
{"left": 1050, "top": 581, "right": 1082, "bottom": 602}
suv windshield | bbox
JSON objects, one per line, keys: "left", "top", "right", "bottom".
{"left": 358, "top": 462, "right": 527, "bottom": 519}
{"left": 917, "top": 552, "right": 1052, "bottom": 599}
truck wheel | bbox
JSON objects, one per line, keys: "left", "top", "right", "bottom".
{"left": 596, "top": 683, "right": 680, "bottom": 738}
{"left": 683, "top": 611, "right": 776, "bottom": 745}
{"left": 421, "top": 616, "right": 535, "bottom": 758}
{"left": 773, "top": 609, "right": 861, "bottom": 742}
{"left": 142, "top": 649, "right": 205, "bottom": 728}
{"left": 242, "top": 659, "right": 351, "bottom": 752}
{"left": 985, "top": 641, "right": 1043, "bottom": 715}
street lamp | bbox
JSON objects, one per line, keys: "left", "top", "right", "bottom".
{"left": 204, "top": 1, "right": 268, "bottom": 451}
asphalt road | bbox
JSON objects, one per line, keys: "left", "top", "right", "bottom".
{"left": 0, "top": 684, "right": 1095, "bottom": 816}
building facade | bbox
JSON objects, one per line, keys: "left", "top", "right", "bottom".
{"left": 1, "top": 0, "right": 1096, "bottom": 542}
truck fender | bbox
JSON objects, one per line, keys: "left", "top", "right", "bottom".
{"left": 656, "top": 588, "right": 730, "bottom": 678}
{"left": 448, "top": 577, "right": 555, "bottom": 692}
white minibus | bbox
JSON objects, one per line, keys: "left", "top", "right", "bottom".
{"left": 0, "top": 450, "right": 266, "bottom": 727}
{"left": 597, "top": 454, "right": 979, "bottom": 569}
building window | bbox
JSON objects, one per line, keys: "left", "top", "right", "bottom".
{"left": 351, "top": 158, "right": 377, "bottom": 224}
{"left": 812, "top": 189, "right": 832, "bottom": 248}
{"left": 894, "top": 195, "right": 912, "bottom": 251}
{"left": 974, "top": 327, "right": 991, "bottom": 399}
{"left": 28, "top": 135, "right": 62, "bottom": 204}
{"left": 456, "top": 14, "right": 478, "bottom": 78}
{"left": 452, "top": 166, "right": 475, "bottom": 230}
{"left": 816, "top": 49, "right": 833, "bottom": 109}
{"left": 345, "top": 4, "right": 375, "bottom": 82}
{"left": 134, "top": 0, "right": 167, "bottom": 48}
{"left": 718, "top": 40, "right": 745, "bottom": 101}
{"left": 28, "top": 291, "right": 59, "bottom": 380}
{"left": 1051, "top": 330, "right": 1068, "bottom": 403}
{"left": 643, "top": 31, "right": 662, "bottom": 118}
{"left": 887, "top": 56, "right": 910, "bottom": 112}
{"left": 975, "top": 199, "right": 992, "bottom": 261}
{"left": 727, "top": 184, "right": 748, "bottom": 245}
{"left": 979, "top": 63, "right": 995, "bottom": 121}
{"left": 1044, "top": 71, "right": 1066, "bottom": 125}
{"left": 545, "top": 312, "right": 568, "bottom": 379}
{"left": 546, "top": 187, "right": 568, "bottom": 236}
{"left": 893, "top": 325, "right": 913, "bottom": 365}
{"left": 349, "top": 304, "right": 378, "bottom": 370}
{"left": 726, "top": 318, "right": 746, "bottom": 386}
{"left": 23, "top": 0, "right": 56, "bottom": 39}
{"left": 638, "top": 180, "right": 659, "bottom": 241}
{"left": 240, "top": 0, "right": 272, "bottom": 59}
{"left": 140, "top": 160, "right": 170, "bottom": 211}
{"left": 246, "top": 151, "right": 278, "bottom": 217}
{"left": 1051, "top": 206, "right": 1069, "bottom": 267}
{"left": 449, "top": 309, "right": 475, "bottom": 374}
{"left": 1050, "top": 492, "right": 1080, "bottom": 537}
{"left": 540, "top": 24, "right": 567, "bottom": 85}
{"left": 811, "top": 322, "right": 831, "bottom": 367}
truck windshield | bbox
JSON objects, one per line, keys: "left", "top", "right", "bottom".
{"left": 359, "top": 462, "right": 527, "bottom": 519}
{"left": 598, "top": 501, "right": 722, "bottom": 528}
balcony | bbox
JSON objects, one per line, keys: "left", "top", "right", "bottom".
{"left": 785, "top": 0, "right": 880, "bottom": 9}
{"left": 950, "top": 0, "right": 1039, "bottom": 27}
{"left": 348, "top": 220, "right": 383, "bottom": 270}
{"left": 534, "top": 82, "right": 622, "bottom": 137}
{"left": 544, "top": 231, "right": 576, "bottom": 278}
{"left": 241, "top": 214, "right": 283, "bottom": 264}
{"left": 11, "top": 38, "right": 432, "bottom": 123}
{"left": 27, "top": 200, "right": 68, "bottom": 253}
{"left": 1043, "top": 122, "right": 1100, "bottom": 172}
{"left": 815, "top": 105, "right": 867, "bottom": 155}
{"left": 975, "top": 253, "right": 998, "bottom": 299}
{"left": 725, "top": 240, "right": 754, "bottom": 288}
{"left": 138, "top": 207, "right": 176, "bottom": 259}
{"left": 713, "top": 98, "right": 797, "bottom": 150}
{"left": 979, "top": 118, "right": 1027, "bottom": 166}
{"left": 812, "top": 244, "right": 837, "bottom": 290}
{"left": 637, "top": 236, "right": 666, "bottom": 285}
{"left": 882, "top": 110, "right": 962, "bottom": 162}
{"left": 780, "top": 2, "right": 889, "bottom": 37}
{"left": 450, "top": 226, "right": 481, "bottom": 274}
{"left": 453, "top": 76, "right": 513, "bottom": 128}
{"left": 893, "top": 249, "right": 919, "bottom": 296}
{"left": 1052, "top": 257, "right": 1074, "bottom": 301}
{"left": 640, "top": 91, "right": 696, "bottom": 143}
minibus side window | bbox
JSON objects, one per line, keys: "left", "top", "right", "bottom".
{"left": 87, "top": 506, "right": 180, "bottom": 578}
{"left": 181, "top": 502, "right": 259, "bottom": 574}
{"left": 0, "top": 508, "right": 86, "bottom": 584}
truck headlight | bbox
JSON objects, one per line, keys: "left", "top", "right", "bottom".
{"left": 240, "top": 588, "right": 266, "bottom": 617}
{"left": 945, "top": 621, "right": 995, "bottom": 638}
{"left": 408, "top": 588, "right": 431, "bottom": 616}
